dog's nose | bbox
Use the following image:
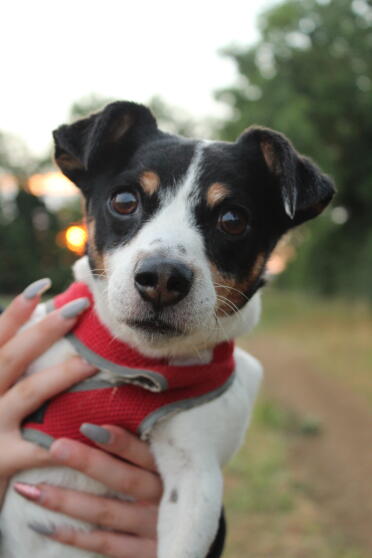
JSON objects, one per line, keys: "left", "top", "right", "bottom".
{"left": 134, "top": 257, "right": 193, "bottom": 310}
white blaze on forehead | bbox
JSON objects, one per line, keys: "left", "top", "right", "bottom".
{"left": 99, "top": 141, "right": 219, "bottom": 354}
{"left": 158, "top": 141, "right": 204, "bottom": 220}
{"left": 127, "top": 142, "right": 206, "bottom": 258}
{"left": 89, "top": 140, "right": 262, "bottom": 356}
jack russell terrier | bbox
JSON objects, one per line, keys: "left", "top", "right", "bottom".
{"left": 0, "top": 101, "right": 334, "bottom": 558}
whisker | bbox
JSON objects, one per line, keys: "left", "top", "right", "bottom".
{"left": 216, "top": 295, "right": 240, "bottom": 315}
{"left": 215, "top": 296, "right": 246, "bottom": 329}
{"left": 216, "top": 294, "right": 240, "bottom": 310}
{"left": 213, "top": 311, "right": 229, "bottom": 339}
{"left": 213, "top": 282, "right": 250, "bottom": 302}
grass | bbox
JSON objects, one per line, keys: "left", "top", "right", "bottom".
{"left": 224, "top": 397, "right": 366, "bottom": 558}
{"left": 256, "top": 287, "right": 372, "bottom": 407}
{"left": 223, "top": 287, "right": 371, "bottom": 558}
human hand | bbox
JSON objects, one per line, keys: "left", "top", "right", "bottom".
{"left": 14, "top": 425, "right": 161, "bottom": 558}
{"left": 3, "top": 280, "right": 224, "bottom": 558}
{"left": 0, "top": 278, "right": 96, "bottom": 502}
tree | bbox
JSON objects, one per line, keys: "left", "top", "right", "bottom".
{"left": 148, "top": 96, "right": 212, "bottom": 138}
{"left": 69, "top": 93, "right": 115, "bottom": 122}
{"left": 0, "top": 128, "right": 75, "bottom": 294}
{"left": 68, "top": 93, "right": 208, "bottom": 138}
{"left": 0, "top": 132, "right": 34, "bottom": 176}
{"left": 0, "top": 189, "right": 76, "bottom": 293}
{"left": 216, "top": 0, "right": 372, "bottom": 298}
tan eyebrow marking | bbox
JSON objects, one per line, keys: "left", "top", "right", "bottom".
{"left": 206, "top": 183, "right": 230, "bottom": 208}
{"left": 139, "top": 171, "right": 160, "bottom": 195}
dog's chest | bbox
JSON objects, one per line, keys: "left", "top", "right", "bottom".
{"left": 21, "top": 293, "right": 236, "bottom": 451}
{"left": 21, "top": 366, "right": 229, "bottom": 448}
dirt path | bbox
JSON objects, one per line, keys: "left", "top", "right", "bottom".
{"left": 239, "top": 333, "right": 372, "bottom": 552}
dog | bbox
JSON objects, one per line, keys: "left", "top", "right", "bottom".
{"left": 0, "top": 101, "right": 334, "bottom": 558}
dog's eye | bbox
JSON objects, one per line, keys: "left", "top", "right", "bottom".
{"left": 218, "top": 208, "right": 249, "bottom": 236}
{"left": 111, "top": 191, "right": 138, "bottom": 215}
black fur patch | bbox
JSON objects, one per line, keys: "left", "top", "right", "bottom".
{"left": 84, "top": 136, "right": 198, "bottom": 257}
{"left": 53, "top": 102, "right": 335, "bottom": 307}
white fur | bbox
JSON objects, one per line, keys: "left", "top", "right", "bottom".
{"left": 1, "top": 145, "right": 263, "bottom": 558}
{"left": 89, "top": 143, "right": 261, "bottom": 358}
{"left": 1, "top": 347, "right": 262, "bottom": 558}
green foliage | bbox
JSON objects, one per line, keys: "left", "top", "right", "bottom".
{"left": 148, "top": 96, "right": 214, "bottom": 138}
{"left": 0, "top": 107, "right": 81, "bottom": 295}
{"left": 148, "top": 96, "right": 199, "bottom": 137}
{"left": 0, "top": 190, "right": 76, "bottom": 293}
{"left": 216, "top": 0, "right": 372, "bottom": 298}
{"left": 69, "top": 93, "right": 115, "bottom": 121}
{"left": 67, "top": 94, "right": 211, "bottom": 139}
{"left": 0, "top": 132, "right": 34, "bottom": 176}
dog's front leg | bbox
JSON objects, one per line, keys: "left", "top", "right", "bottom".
{"left": 151, "top": 436, "right": 223, "bottom": 558}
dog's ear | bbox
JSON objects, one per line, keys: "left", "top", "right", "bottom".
{"left": 53, "top": 101, "right": 158, "bottom": 188}
{"left": 238, "top": 126, "right": 335, "bottom": 226}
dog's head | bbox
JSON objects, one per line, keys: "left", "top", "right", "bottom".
{"left": 54, "top": 101, "right": 334, "bottom": 356}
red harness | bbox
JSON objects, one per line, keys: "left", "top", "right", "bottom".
{"left": 22, "top": 282, "right": 235, "bottom": 448}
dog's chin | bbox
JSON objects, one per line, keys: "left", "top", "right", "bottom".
{"left": 126, "top": 317, "right": 185, "bottom": 340}
{"left": 122, "top": 316, "right": 199, "bottom": 356}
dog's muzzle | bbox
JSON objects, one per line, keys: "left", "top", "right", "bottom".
{"left": 134, "top": 256, "right": 194, "bottom": 311}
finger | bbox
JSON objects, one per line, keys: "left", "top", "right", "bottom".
{"left": 0, "top": 357, "right": 97, "bottom": 427}
{"left": 14, "top": 482, "right": 158, "bottom": 538}
{"left": 80, "top": 424, "right": 157, "bottom": 473}
{"left": 50, "top": 439, "right": 162, "bottom": 502}
{"left": 28, "top": 524, "right": 157, "bottom": 558}
{"left": 0, "top": 435, "right": 55, "bottom": 477}
{"left": 0, "top": 297, "right": 90, "bottom": 394}
{"left": 0, "top": 278, "right": 51, "bottom": 346}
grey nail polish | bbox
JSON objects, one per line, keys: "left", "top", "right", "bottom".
{"left": 28, "top": 522, "right": 55, "bottom": 537}
{"left": 60, "top": 297, "right": 90, "bottom": 319}
{"left": 23, "top": 278, "right": 52, "bottom": 300}
{"left": 80, "top": 423, "right": 111, "bottom": 444}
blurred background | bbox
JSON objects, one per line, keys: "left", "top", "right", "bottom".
{"left": 0, "top": 0, "right": 371, "bottom": 556}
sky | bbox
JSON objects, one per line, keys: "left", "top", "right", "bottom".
{"left": 0, "top": 0, "right": 276, "bottom": 157}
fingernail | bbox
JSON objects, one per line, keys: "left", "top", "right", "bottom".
{"left": 50, "top": 439, "right": 71, "bottom": 461}
{"left": 23, "top": 278, "right": 52, "bottom": 300}
{"left": 28, "top": 522, "right": 55, "bottom": 537}
{"left": 80, "top": 423, "right": 112, "bottom": 444}
{"left": 60, "top": 297, "right": 90, "bottom": 319}
{"left": 14, "top": 482, "right": 41, "bottom": 502}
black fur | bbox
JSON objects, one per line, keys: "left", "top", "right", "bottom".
{"left": 54, "top": 101, "right": 335, "bottom": 303}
